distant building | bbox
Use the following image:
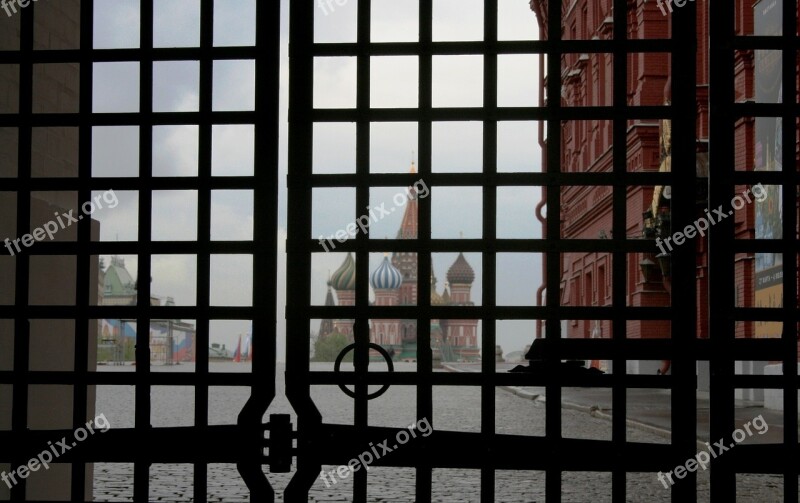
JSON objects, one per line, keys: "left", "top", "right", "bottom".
{"left": 529, "top": 1, "right": 678, "bottom": 372}
{"left": 528, "top": 0, "right": 800, "bottom": 393}
{"left": 320, "top": 164, "right": 481, "bottom": 362}
{"left": 97, "top": 257, "right": 196, "bottom": 364}
{"left": 209, "top": 343, "right": 233, "bottom": 361}
{"left": 100, "top": 256, "right": 137, "bottom": 306}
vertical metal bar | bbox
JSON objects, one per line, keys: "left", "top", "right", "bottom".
{"left": 134, "top": 0, "right": 155, "bottom": 501}
{"left": 416, "top": 1, "right": 433, "bottom": 502}
{"left": 285, "top": 0, "right": 321, "bottom": 500}
{"left": 193, "top": 0, "right": 214, "bottom": 501}
{"left": 669, "top": 2, "right": 698, "bottom": 501}
{"left": 10, "top": 4, "right": 33, "bottom": 502}
{"left": 72, "top": 0, "right": 93, "bottom": 495}
{"left": 481, "top": 1, "right": 498, "bottom": 502}
{"left": 707, "top": 0, "right": 735, "bottom": 501}
{"left": 611, "top": 0, "right": 628, "bottom": 500}
{"left": 545, "top": 0, "right": 562, "bottom": 502}
{"left": 76, "top": 0, "right": 97, "bottom": 499}
{"left": 353, "top": 1, "right": 371, "bottom": 501}
{"left": 235, "top": 0, "right": 282, "bottom": 500}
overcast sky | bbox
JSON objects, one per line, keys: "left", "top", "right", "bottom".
{"left": 90, "top": 0, "right": 542, "bottom": 361}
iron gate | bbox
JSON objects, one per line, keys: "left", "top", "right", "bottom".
{"left": 0, "top": 0, "right": 798, "bottom": 502}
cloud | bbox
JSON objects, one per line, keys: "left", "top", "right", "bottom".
{"left": 92, "top": 62, "right": 140, "bottom": 113}
{"left": 212, "top": 125, "right": 255, "bottom": 176}
{"left": 94, "top": 190, "right": 139, "bottom": 242}
{"left": 211, "top": 190, "right": 254, "bottom": 241}
{"left": 152, "top": 190, "right": 198, "bottom": 241}
{"left": 213, "top": 60, "right": 255, "bottom": 111}
{"left": 93, "top": 0, "right": 140, "bottom": 49}
{"left": 213, "top": 0, "right": 257, "bottom": 47}
{"left": 313, "top": 57, "right": 358, "bottom": 108}
{"left": 433, "top": 55, "right": 484, "bottom": 107}
{"left": 153, "top": 125, "right": 199, "bottom": 177}
{"left": 151, "top": 254, "right": 197, "bottom": 306}
{"left": 210, "top": 255, "right": 253, "bottom": 307}
{"left": 92, "top": 126, "right": 139, "bottom": 177}
{"left": 153, "top": 61, "right": 200, "bottom": 112}
{"left": 154, "top": 0, "right": 201, "bottom": 48}
{"left": 433, "top": 0, "right": 484, "bottom": 41}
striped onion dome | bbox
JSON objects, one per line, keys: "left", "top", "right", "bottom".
{"left": 331, "top": 253, "right": 356, "bottom": 291}
{"left": 370, "top": 255, "right": 403, "bottom": 290}
{"left": 446, "top": 252, "right": 475, "bottom": 284}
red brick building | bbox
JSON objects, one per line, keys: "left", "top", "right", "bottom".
{"left": 529, "top": 0, "right": 800, "bottom": 379}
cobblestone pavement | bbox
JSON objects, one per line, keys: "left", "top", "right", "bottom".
{"left": 92, "top": 363, "right": 783, "bottom": 502}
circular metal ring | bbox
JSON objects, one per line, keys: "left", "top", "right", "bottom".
{"left": 333, "top": 343, "right": 395, "bottom": 400}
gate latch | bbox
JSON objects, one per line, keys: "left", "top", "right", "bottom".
{"left": 266, "top": 414, "right": 293, "bottom": 473}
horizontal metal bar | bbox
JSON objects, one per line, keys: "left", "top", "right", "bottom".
{"left": 310, "top": 38, "right": 675, "bottom": 56}
{"left": 310, "top": 106, "right": 671, "bottom": 122}
{"left": 296, "top": 172, "right": 674, "bottom": 187}
{"left": 726, "top": 171, "right": 799, "bottom": 185}
{"left": 0, "top": 176, "right": 258, "bottom": 191}
{"left": 732, "top": 308, "right": 799, "bottom": 321}
{"left": 732, "top": 240, "right": 799, "bottom": 254}
{"left": 302, "top": 371, "right": 678, "bottom": 387}
{"left": 734, "top": 102, "right": 800, "bottom": 117}
{"left": 0, "top": 45, "right": 259, "bottom": 64}
{"left": 731, "top": 35, "right": 800, "bottom": 50}
{"left": 296, "top": 239, "right": 672, "bottom": 254}
{"left": 291, "top": 305, "right": 674, "bottom": 320}
{"left": 0, "top": 111, "right": 258, "bottom": 127}
{"left": 0, "top": 371, "right": 257, "bottom": 386}
{"left": 312, "top": 425, "right": 680, "bottom": 472}
{"left": 0, "top": 425, "right": 256, "bottom": 464}
{"left": 0, "top": 241, "right": 256, "bottom": 256}
{"left": 0, "top": 305, "right": 257, "bottom": 319}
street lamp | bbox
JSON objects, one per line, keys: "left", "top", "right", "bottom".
{"left": 639, "top": 256, "right": 658, "bottom": 283}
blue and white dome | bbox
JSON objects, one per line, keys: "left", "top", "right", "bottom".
{"left": 371, "top": 255, "right": 403, "bottom": 290}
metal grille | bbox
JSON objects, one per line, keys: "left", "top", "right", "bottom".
{"left": 707, "top": 0, "right": 798, "bottom": 501}
{"left": 0, "top": 0, "right": 280, "bottom": 501}
{"left": 285, "top": 0, "right": 799, "bottom": 502}
{"left": 0, "top": 0, "right": 797, "bottom": 502}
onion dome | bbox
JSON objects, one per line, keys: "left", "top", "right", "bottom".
{"left": 331, "top": 253, "right": 356, "bottom": 291}
{"left": 447, "top": 252, "right": 475, "bottom": 284}
{"left": 371, "top": 255, "right": 403, "bottom": 290}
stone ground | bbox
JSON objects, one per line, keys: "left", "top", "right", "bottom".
{"left": 90, "top": 363, "right": 785, "bottom": 502}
